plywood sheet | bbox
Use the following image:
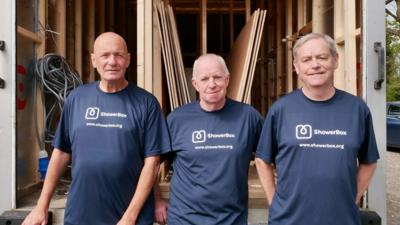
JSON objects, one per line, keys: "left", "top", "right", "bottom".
{"left": 226, "top": 9, "right": 260, "bottom": 101}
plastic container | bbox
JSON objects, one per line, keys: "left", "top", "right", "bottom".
{"left": 38, "top": 150, "right": 49, "bottom": 180}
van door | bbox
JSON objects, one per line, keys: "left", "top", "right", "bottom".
{"left": 0, "top": 0, "right": 16, "bottom": 212}
{"left": 363, "top": 1, "right": 387, "bottom": 224}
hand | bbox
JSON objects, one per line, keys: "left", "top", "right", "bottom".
{"left": 21, "top": 206, "right": 48, "bottom": 225}
{"left": 116, "top": 215, "right": 136, "bottom": 225}
{"left": 154, "top": 198, "right": 168, "bottom": 225}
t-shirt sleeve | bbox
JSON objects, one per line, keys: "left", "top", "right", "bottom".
{"left": 358, "top": 109, "right": 380, "bottom": 164}
{"left": 255, "top": 107, "right": 278, "bottom": 164}
{"left": 52, "top": 97, "right": 72, "bottom": 153}
{"left": 143, "top": 97, "right": 171, "bottom": 157}
{"left": 251, "top": 109, "right": 264, "bottom": 153}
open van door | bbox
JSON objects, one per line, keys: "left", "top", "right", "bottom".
{"left": 0, "top": 0, "right": 16, "bottom": 212}
{"left": 363, "top": 1, "right": 387, "bottom": 224}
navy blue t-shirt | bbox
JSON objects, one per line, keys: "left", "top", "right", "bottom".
{"left": 256, "top": 89, "right": 380, "bottom": 225}
{"left": 52, "top": 82, "right": 171, "bottom": 225}
{"left": 167, "top": 99, "right": 263, "bottom": 225}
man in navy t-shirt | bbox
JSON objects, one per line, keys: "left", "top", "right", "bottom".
{"left": 23, "top": 32, "right": 170, "bottom": 225}
{"left": 255, "top": 33, "right": 380, "bottom": 225}
{"left": 154, "top": 54, "right": 262, "bottom": 225}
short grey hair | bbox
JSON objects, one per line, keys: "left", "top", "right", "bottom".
{"left": 293, "top": 33, "right": 338, "bottom": 61}
{"left": 192, "top": 53, "right": 230, "bottom": 80}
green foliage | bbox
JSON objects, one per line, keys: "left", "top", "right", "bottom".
{"left": 387, "top": 18, "right": 400, "bottom": 101}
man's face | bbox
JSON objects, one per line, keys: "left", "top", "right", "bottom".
{"left": 192, "top": 58, "right": 229, "bottom": 107}
{"left": 91, "top": 35, "right": 130, "bottom": 83}
{"left": 294, "top": 38, "right": 338, "bottom": 89}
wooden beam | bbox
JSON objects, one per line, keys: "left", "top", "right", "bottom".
{"left": 83, "top": 0, "right": 95, "bottom": 82}
{"left": 245, "top": 0, "right": 251, "bottom": 21}
{"left": 96, "top": 0, "right": 105, "bottom": 34}
{"left": 334, "top": 0, "right": 345, "bottom": 90}
{"left": 276, "top": 0, "right": 283, "bottom": 97}
{"left": 108, "top": 0, "right": 115, "bottom": 31}
{"left": 56, "top": 0, "right": 66, "bottom": 56}
{"left": 153, "top": 0, "right": 164, "bottom": 107}
{"left": 74, "top": 0, "right": 82, "bottom": 77}
{"left": 17, "top": 26, "right": 42, "bottom": 44}
{"left": 286, "top": 0, "right": 293, "bottom": 92}
{"left": 344, "top": 0, "right": 357, "bottom": 95}
{"left": 229, "top": 0, "right": 234, "bottom": 47}
{"left": 37, "top": 0, "right": 46, "bottom": 57}
{"left": 313, "top": 0, "right": 326, "bottom": 33}
{"left": 200, "top": 0, "right": 207, "bottom": 54}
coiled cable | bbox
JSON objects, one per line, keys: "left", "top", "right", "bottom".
{"left": 34, "top": 53, "right": 83, "bottom": 148}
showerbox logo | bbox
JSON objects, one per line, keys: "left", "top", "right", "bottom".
{"left": 296, "top": 124, "right": 312, "bottom": 139}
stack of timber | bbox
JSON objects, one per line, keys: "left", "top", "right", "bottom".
{"left": 226, "top": 9, "right": 267, "bottom": 104}
{"left": 155, "top": 2, "right": 191, "bottom": 110}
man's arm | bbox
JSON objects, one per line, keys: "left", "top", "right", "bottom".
{"left": 22, "top": 148, "right": 71, "bottom": 225}
{"left": 254, "top": 157, "right": 276, "bottom": 206}
{"left": 153, "top": 175, "right": 168, "bottom": 225}
{"left": 117, "top": 156, "right": 160, "bottom": 225}
{"left": 355, "top": 162, "right": 377, "bottom": 204}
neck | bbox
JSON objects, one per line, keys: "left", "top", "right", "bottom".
{"left": 199, "top": 99, "right": 226, "bottom": 112}
{"left": 99, "top": 80, "right": 128, "bottom": 93}
{"left": 301, "top": 85, "right": 335, "bottom": 101}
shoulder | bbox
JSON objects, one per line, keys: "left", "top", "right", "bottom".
{"left": 226, "top": 98, "right": 262, "bottom": 117}
{"left": 335, "top": 89, "right": 371, "bottom": 114}
{"left": 168, "top": 101, "right": 198, "bottom": 119}
{"left": 125, "top": 84, "right": 161, "bottom": 109}
{"left": 268, "top": 89, "right": 301, "bottom": 114}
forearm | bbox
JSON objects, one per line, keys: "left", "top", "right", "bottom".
{"left": 356, "top": 162, "right": 377, "bottom": 204}
{"left": 255, "top": 157, "right": 276, "bottom": 206}
{"left": 37, "top": 148, "right": 71, "bottom": 209}
{"left": 122, "top": 156, "right": 160, "bottom": 222}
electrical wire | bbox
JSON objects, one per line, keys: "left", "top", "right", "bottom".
{"left": 34, "top": 53, "right": 82, "bottom": 148}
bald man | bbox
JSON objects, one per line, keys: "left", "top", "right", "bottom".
{"left": 23, "top": 32, "right": 171, "bottom": 225}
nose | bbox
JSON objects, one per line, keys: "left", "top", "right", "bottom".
{"left": 107, "top": 55, "right": 117, "bottom": 65}
{"left": 208, "top": 77, "right": 217, "bottom": 88}
{"left": 310, "top": 58, "right": 320, "bottom": 69}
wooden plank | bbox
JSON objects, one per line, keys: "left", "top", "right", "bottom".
{"left": 83, "top": 0, "right": 95, "bottom": 82}
{"left": 145, "top": 0, "right": 154, "bottom": 92}
{"left": 56, "top": 0, "right": 66, "bottom": 56}
{"left": 226, "top": 10, "right": 260, "bottom": 101}
{"left": 37, "top": 0, "right": 46, "bottom": 57}
{"left": 17, "top": 26, "right": 42, "bottom": 43}
{"left": 286, "top": 0, "right": 293, "bottom": 93}
{"left": 74, "top": 0, "right": 82, "bottom": 77}
{"left": 200, "top": 0, "right": 207, "bottom": 54}
{"left": 137, "top": 0, "right": 145, "bottom": 88}
{"left": 168, "top": 5, "right": 190, "bottom": 104}
{"left": 153, "top": 0, "right": 164, "bottom": 107}
{"left": 229, "top": 0, "right": 234, "bottom": 47}
{"left": 275, "top": 1, "right": 283, "bottom": 97}
{"left": 164, "top": 4, "right": 184, "bottom": 106}
{"left": 244, "top": 10, "right": 267, "bottom": 103}
{"left": 158, "top": 3, "right": 178, "bottom": 109}
{"left": 96, "top": 0, "right": 105, "bottom": 34}
{"left": 312, "top": 0, "right": 328, "bottom": 33}
{"left": 154, "top": 3, "right": 174, "bottom": 110}
{"left": 334, "top": 0, "right": 345, "bottom": 90}
{"left": 245, "top": 0, "right": 251, "bottom": 21}
{"left": 344, "top": 0, "right": 357, "bottom": 95}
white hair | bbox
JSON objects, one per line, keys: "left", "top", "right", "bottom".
{"left": 192, "top": 53, "right": 230, "bottom": 80}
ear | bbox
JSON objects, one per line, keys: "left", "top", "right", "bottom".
{"left": 332, "top": 54, "right": 339, "bottom": 69}
{"left": 225, "top": 75, "right": 230, "bottom": 86}
{"left": 293, "top": 60, "right": 300, "bottom": 75}
{"left": 192, "top": 79, "right": 200, "bottom": 92}
{"left": 126, "top": 53, "right": 131, "bottom": 68}
{"left": 91, "top": 53, "right": 97, "bottom": 68}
